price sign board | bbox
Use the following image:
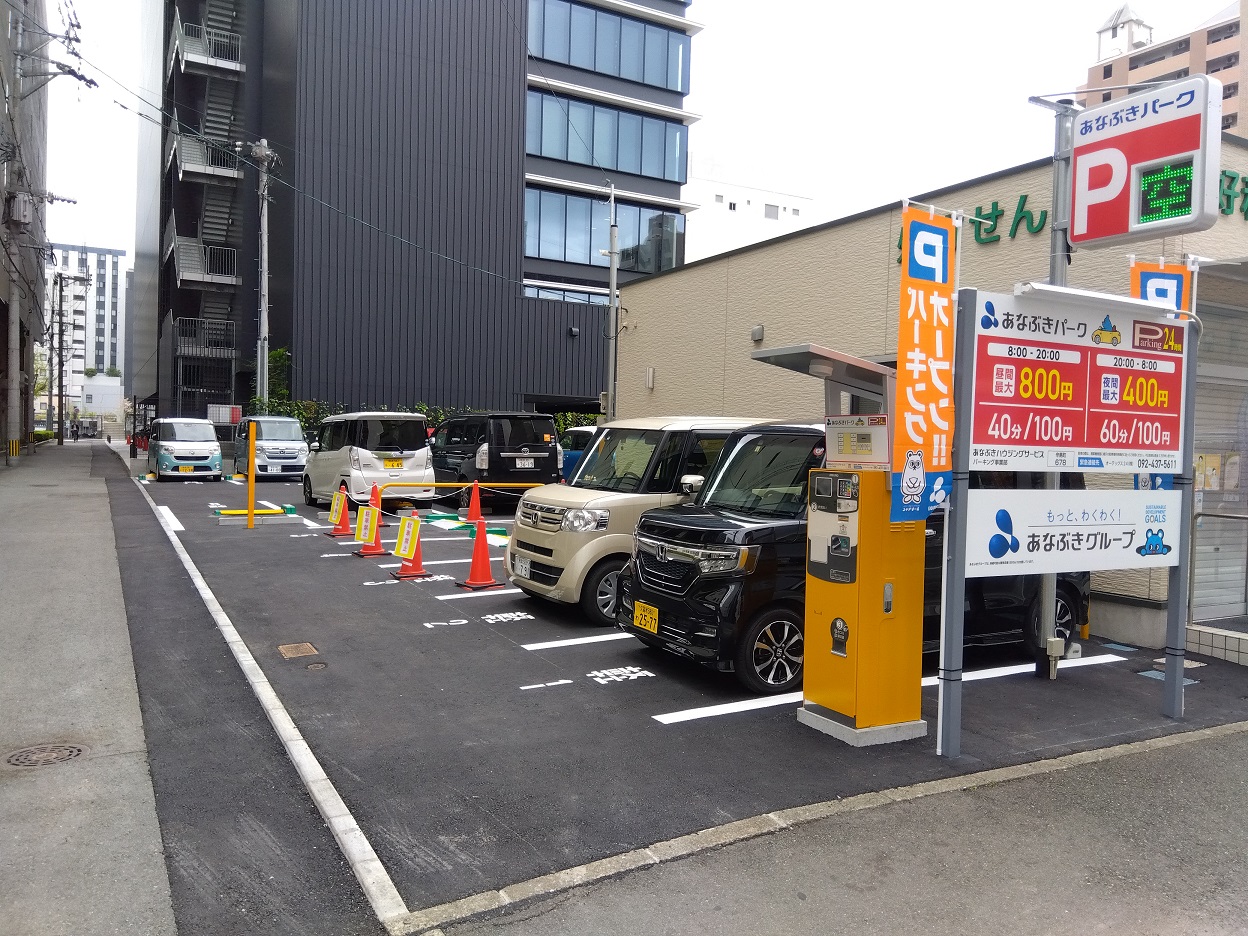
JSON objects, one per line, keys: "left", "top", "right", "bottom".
{"left": 969, "top": 289, "right": 1187, "bottom": 473}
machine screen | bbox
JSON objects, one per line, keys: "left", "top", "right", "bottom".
{"left": 815, "top": 476, "right": 833, "bottom": 498}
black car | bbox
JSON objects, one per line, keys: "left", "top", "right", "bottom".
{"left": 617, "top": 423, "right": 1091, "bottom": 694}
{"left": 431, "top": 412, "right": 562, "bottom": 508}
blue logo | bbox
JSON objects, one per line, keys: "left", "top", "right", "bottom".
{"left": 980, "top": 299, "right": 999, "bottom": 331}
{"left": 988, "top": 509, "right": 1020, "bottom": 559}
{"left": 909, "top": 220, "right": 949, "bottom": 284}
{"left": 1136, "top": 529, "right": 1173, "bottom": 557}
{"left": 1078, "top": 456, "right": 1104, "bottom": 468}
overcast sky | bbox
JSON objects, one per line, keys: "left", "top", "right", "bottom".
{"left": 43, "top": 0, "right": 1227, "bottom": 263}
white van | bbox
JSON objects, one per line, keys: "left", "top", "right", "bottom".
{"left": 302, "top": 412, "right": 435, "bottom": 507}
{"left": 504, "top": 417, "right": 756, "bottom": 626}
{"left": 233, "top": 416, "right": 309, "bottom": 478}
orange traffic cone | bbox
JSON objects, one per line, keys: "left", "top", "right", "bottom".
{"left": 460, "top": 520, "right": 501, "bottom": 589}
{"left": 323, "top": 482, "right": 354, "bottom": 538}
{"left": 391, "top": 518, "right": 431, "bottom": 580}
{"left": 466, "top": 480, "right": 484, "bottom": 522}
{"left": 369, "top": 483, "right": 389, "bottom": 526}
{"left": 353, "top": 507, "right": 386, "bottom": 558}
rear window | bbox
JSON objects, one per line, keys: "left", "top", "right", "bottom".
{"left": 351, "top": 418, "right": 428, "bottom": 452}
{"left": 493, "top": 417, "right": 556, "bottom": 447}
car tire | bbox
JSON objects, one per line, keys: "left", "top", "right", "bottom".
{"left": 579, "top": 557, "right": 627, "bottom": 627}
{"left": 1026, "top": 586, "right": 1080, "bottom": 658}
{"left": 303, "top": 476, "right": 320, "bottom": 507}
{"left": 734, "top": 607, "right": 805, "bottom": 694}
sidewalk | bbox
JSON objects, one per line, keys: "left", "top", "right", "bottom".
{"left": 0, "top": 441, "right": 176, "bottom": 935}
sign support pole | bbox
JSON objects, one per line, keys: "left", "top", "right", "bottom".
{"left": 1162, "top": 313, "right": 1200, "bottom": 717}
{"left": 1037, "top": 100, "right": 1077, "bottom": 677}
{"left": 937, "top": 287, "right": 977, "bottom": 758}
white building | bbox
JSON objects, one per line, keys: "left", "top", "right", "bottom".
{"left": 45, "top": 245, "right": 127, "bottom": 414}
{"left": 681, "top": 155, "right": 820, "bottom": 262}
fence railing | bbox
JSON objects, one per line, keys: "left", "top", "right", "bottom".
{"left": 182, "top": 22, "right": 242, "bottom": 64}
{"left": 202, "top": 245, "right": 238, "bottom": 278}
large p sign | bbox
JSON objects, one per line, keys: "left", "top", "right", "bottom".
{"left": 1072, "top": 147, "right": 1127, "bottom": 239}
{"left": 908, "top": 220, "right": 949, "bottom": 284}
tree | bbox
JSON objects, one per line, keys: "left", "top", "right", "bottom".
{"left": 32, "top": 354, "right": 48, "bottom": 397}
{"left": 105, "top": 366, "right": 121, "bottom": 378}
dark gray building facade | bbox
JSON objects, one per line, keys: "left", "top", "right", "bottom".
{"left": 135, "top": 0, "right": 697, "bottom": 416}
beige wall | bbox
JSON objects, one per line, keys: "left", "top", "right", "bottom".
{"left": 618, "top": 147, "right": 1248, "bottom": 421}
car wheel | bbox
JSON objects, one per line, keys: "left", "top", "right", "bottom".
{"left": 1026, "top": 586, "right": 1080, "bottom": 657}
{"left": 734, "top": 607, "right": 804, "bottom": 694}
{"left": 580, "top": 557, "right": 627, "bottom": 627}
{"left": 459, "top": 479, "right": 472, "bottom": 509}
{"left": 303, "top": 476, "right": 319, "bottom": 507}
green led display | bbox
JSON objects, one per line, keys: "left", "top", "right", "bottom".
{"left": 1138, "top": 159, "right": 1194, "bottom": 224}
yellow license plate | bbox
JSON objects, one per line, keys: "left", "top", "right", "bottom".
{"left": 633, "top": 600, "right": 659, "bottom": 634}
{"left": 383, "top": 458, "right": 403, "bottom": 469}
{"left": 178, "top": 465, "right": 194, "bottom": 473}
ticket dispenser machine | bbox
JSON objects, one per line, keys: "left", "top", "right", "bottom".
{"left": 750, "top": 343, "right": 927, "bottom": 747}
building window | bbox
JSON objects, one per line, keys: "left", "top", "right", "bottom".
{"left": 528, "top": 0, "right": 691, "bottom": 94}
{"left": 1223, "top": 113, "right": 1238, "bottom": 130}
{"left": 61, "top": 250, "right": 67, "bottom": 267}
{"left": 714, "top": 194, "right": 723, "bottom": 203}
{"left": 1224, "top": 82, "right": 1239, "bottom": 100}
{"left": 526, "top": 90, "right": 688, "bottom": 183}
{"left": 792, "top": 208, "right": 800, "bottom": 217}
{"left": 1102, "top": 91, "right": 1112, "bottom": 102}
{"left": 1103, "top": 64, "right": 1113, "bottom": 79}
{"left": 764, "top": 204, "right": 779, "bottom": 220}
{"left": 523, "top": 285, "right": 609, "bottom": 305}
{"left": 728, "top": 202, "right": 737, "bottom": 211}
{"left": 524, "top": 186, "right": 685, "bottom": 273}
{"left": 85, "top": 394, "right": 92, "bottom": 403}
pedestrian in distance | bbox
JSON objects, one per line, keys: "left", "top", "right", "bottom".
{"left": 71, "top": 423, "right": 79, "bottom": 442}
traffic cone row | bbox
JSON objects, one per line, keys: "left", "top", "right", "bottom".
{"left": 353, "top": 502, "right": 386, "bottom": 558}
{"left": 370, "top": 482, "right": 389, "bottom": 526}
{"left": 466, "top": 480, "right": 484, "bottom": 522}
{"left": 391, "top": 516, "right": 432, "bottom": 580}
{"left": 460, "top": 519, "right": 502, "bottom": 589}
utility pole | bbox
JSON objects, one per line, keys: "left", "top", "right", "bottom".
{"left": 235, "top": 139, "right": 277, "bottom": 412}
{"left": 56, "top": 272, "right": 64, "bottom": 444}
{"left": 605, "top": 184, "right": 619, "bottom": 421}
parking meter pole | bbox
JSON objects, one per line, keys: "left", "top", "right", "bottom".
{"left": 247, "top": 420, "right": 256, "bottom": 530}
{"left": 937, "top": 287, "right": 977, "bottom": 758}
{"left": 1163, "top": 316, "right": 1200, "bottom": 718}
{"left": 1037, "top": 100, "right": 1076, "bottom": 677}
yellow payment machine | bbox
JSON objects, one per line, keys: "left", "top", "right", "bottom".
{"left": 799, "top": 467, "right": 927, "bottom": 745}
{"left": 749, "top": 343, "right": 927, "bottom": 747}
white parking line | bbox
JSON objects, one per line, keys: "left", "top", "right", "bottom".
{"left": 302, "top": 518, "right": 329, "bottom": 529}
{"left": 436, "top": 588, "right": 523, "bottom": 601}
{"left": 522, "top": 633, "right": 635, "bottom": 651}
{"left": 375, "top": 557, "right": 501, "bottom": 569}
{"left": 155, "top": 505, "right": 184, "bottom": 531}
{"left": 520, "top": 679, "right": 573, "bottom": 690}
{"left": 259, "top": 500, "right": 281, "bottom": 510}
{"left": 652, "top": 654, "right": 1128, "bottom": 725}
{"left": 227, "top": 479, "right": 243, "bottom": 485}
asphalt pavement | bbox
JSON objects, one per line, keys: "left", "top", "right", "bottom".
{"left": 2, "top": 441, "right": 1247, "bottom": 935}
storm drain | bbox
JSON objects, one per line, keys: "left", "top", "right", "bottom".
{"left": 5, "top": 744, "right": 86, "bottom": 767}
{"left": 278, "top": 642, "right": 318, "bottom": 659}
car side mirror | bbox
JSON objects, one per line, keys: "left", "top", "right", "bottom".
{"left": 679, "top": 474, "right": 704, "bottom": 495}
{"left": 309, "top": 442, "right": 320, "bottom": 452}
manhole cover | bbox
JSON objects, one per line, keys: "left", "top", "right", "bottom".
{"left": 6, "top": 744, "right": 86, "bottom": 767}
{"left": 306, "top": 662, "right": 327, "bottom": 670}
{"left": 278, "top": 642, "right": 318, "bottom": 659}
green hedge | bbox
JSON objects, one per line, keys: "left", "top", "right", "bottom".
{"left": 31, "top": 430, "right": 53, "bottom": 442}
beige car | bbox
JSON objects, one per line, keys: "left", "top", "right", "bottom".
{"left": 505, "top": 417, "right": 757, "bottom": 626}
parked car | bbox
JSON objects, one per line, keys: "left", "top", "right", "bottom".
{"left": 617, "top": 422, "right": 1091, "bottom": 694}
{"left": 302, "top": 412, "right": 435, "bottom": 507}
{"left": 558, "top": 425, "right": 598, "bottom": 481}
{"left": 505, "top": 417, "right": 757, "bottom": 625}
{"left": 430, "top": 412, "right": 561, "bottom": 508}
{"left": 232, "top": 416, "right": 309, "bottom": 479}
{"left": 146, "top": 417, "right": 225, "bottom": 481}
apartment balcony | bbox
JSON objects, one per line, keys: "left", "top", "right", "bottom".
{"left": 174, "top": 317, "right": 236, "bottom": 360}
{"left": 167, "top": 7, "right": 244, "bottom": 80}
{"left": 165, "top": 127, "right": 243, "bottom": 185}
{"left": 163, "top": 211, "right": 242, "bottom": 292}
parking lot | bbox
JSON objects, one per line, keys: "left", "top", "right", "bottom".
{"left": 119, "top": 466, "right": 1248, "bottom": 922}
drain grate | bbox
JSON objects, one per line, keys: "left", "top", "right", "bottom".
{"left": 5, "top": 744, "right": 86, "bottom": 767}
{"left": 278, "top": 642, "right": 318, "bottom": 659}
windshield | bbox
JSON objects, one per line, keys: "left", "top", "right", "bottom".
{"left": 493, "top": 417, "right": 557, "bottom": 447}
{"left": 254, "top": 419, "right": 304, "bottom": 441}
{"left": 573, "top": 428, "right": 664, "bottom": 492}
{"left": 353, "top": 418, "right": 428, "bottom": 452}
{"left": 699, "top": 432, "right": 823, "bottom": 518}
{"left": 157, "top": 422, "right": 216, "bottom": 442}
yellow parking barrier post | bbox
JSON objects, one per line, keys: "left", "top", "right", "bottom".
{"left": 247, "top": 420, "right": 256, "bottom": 529}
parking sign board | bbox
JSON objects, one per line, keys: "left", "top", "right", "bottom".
{"left": 970, "top": 288, "right": 1187, "bottom": 473}
{"left": 1070, "top": 76, "right": 1221, "bottom": 248}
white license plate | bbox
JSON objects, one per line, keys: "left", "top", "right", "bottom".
{"left": 515, "top": 458, "right": 535, "bottom": 469}
{"left": 514, "top": 555, "right": 531, "bottom": 579}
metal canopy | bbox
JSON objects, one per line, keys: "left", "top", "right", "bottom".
{"left": 751, "top": 343, "right": 896, "bottom": 412}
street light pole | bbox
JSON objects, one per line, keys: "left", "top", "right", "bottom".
{"left": 606, "top": 184, "right": 619, "bottom": 421}
{"left": 235, "top": 139, "right": 277, "bottom": 413}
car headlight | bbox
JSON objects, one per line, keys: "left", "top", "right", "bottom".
{"left": 697, "top": 545, "right": 760, "bottom": 575}
{"left": 561, "top": 508, "right": 609, "bottom": 532}
{"left": 210, "top": 444, "right": 221, "bottom": 454}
